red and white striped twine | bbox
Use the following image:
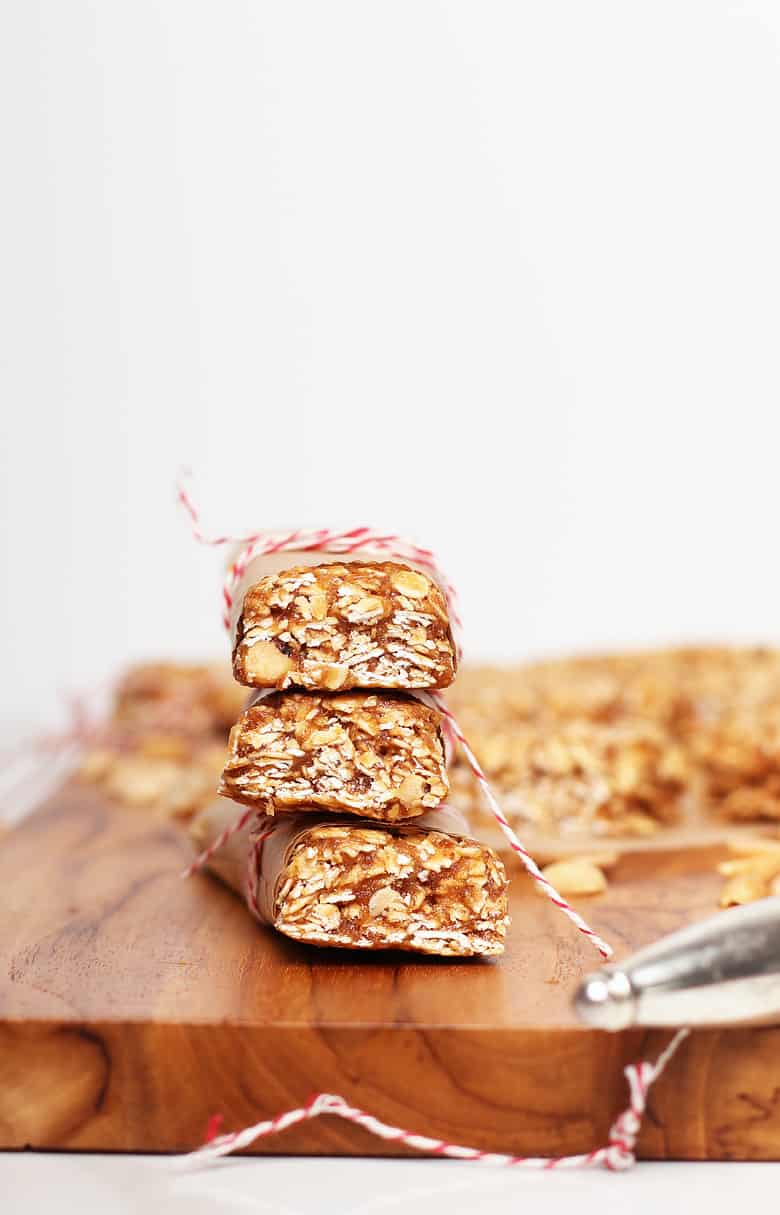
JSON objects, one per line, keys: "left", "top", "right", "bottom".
{"left": 177, "top": 1029, "right": 688, "bottom": 1172}
{"left": 181, "top": 806, "right": 256, "bottom": 880}
{"left": 183, "top": 809, "right": 279, "bottom": 921}
{"left": 177, "top": 476, "right": 610, "bottom": 957}
{"left": 245, "top": 818, "right": 279, "bottom": 918}
{"left": 0, "top": 685, "right": 111, "bottom": 822}
{"left": 176, "top": 473, "right": 464, "bottom": 659}
{"left": 432, "top": 695, "right": 613, "bottom": 960}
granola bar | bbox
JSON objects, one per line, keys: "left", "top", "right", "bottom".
{"left": 231, "top": 561, "right": 456, "bottom": 692}
{"left": 220, "top": 690, "right": 448, "bottom": 821}
{"left": 190, "top": 799, "right": 509, "bottom": 956}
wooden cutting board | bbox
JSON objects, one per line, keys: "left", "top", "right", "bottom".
{"left": 2, "top": 783, "right": 780, "bottom": 1160}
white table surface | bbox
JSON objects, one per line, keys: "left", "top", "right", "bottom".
{"left": 4, "top": 1155, "right": 780, "bottom": 1214}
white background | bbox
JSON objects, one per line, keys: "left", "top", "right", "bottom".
{"left": 2, "top": 0, "right": 780, "bottom": 734}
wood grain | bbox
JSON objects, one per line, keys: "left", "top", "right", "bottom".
{"left": 2, "top": 784, "right": 780, "bottom": 1158}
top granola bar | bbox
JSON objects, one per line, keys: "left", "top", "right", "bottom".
{"left": 232, "top": 561, "right": 457, "bottom": 692}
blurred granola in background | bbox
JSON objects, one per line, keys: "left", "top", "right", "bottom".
{"left": 76, "top": 647, "right": 780, "bottom": 841}
{"left": 447, "top": 714, "right": 690, "bottom": 839}
{"left": 78, "top": 662, "right": 242, "bottom": 820}
{"left": 447, "top": 647, "right": 780, "bottom": 839}
{"left": 112, "top": 662, "right": 246, "bottom": 738}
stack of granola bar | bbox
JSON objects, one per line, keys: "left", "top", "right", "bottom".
{"left": 191, "top": 559, "right": 509, "bottom": 957}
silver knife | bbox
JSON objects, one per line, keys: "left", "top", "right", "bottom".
{"left": 575, "top": 896, "right": 780, "bottom": 1029}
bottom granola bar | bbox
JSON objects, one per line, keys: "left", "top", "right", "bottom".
{"left": 190, "top": 799, "right": 509, "bottom": 957}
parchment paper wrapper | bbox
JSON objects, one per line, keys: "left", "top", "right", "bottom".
{"left": 189, "top": 798, "right": 509, "bottom": 955}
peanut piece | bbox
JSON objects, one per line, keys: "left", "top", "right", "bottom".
{"left": 316, "top": 664, "right": 349, "bottom": 691}
{"left": 397, "top": 774, "right": 425, "bottom": 806}
{"left": 542, "top": 858, "right": 608, "bottom": 896}
{"left": 720, "top": 871, "right": 769, "bottom": 907}
{"left": 243, "top": 641, "right": 294, "bottom": 684}
{"left": 368, "top": 886, "right": 408, "bottom": 919}
{"left": 391, "top": 569, "right": 430, "bottom": 598}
